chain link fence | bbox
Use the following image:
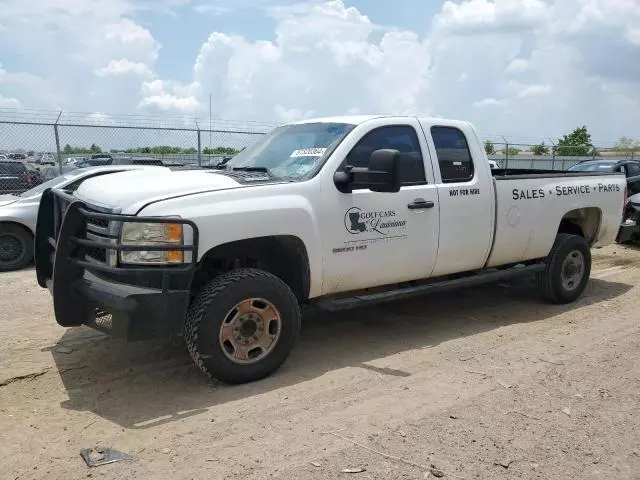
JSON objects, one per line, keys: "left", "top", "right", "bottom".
{"left": 0, "top": 108, "right": 636, "bottom": 195}
{"left": 0, "top": 109, "right": 275, "bottom": 193}
{"left": 483, "top": 142, "right": 634, "bottom": 171}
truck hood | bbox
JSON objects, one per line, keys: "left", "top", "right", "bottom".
{"left": 74, "top": 168, "right": 246, "bottom": 211}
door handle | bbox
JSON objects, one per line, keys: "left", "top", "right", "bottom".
{"left": 407, "top": 199, "right": 435, "bottom": 210}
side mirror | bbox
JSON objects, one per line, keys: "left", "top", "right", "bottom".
{"left": 365, "top": 149, "right": 401, "bottom": 193}
{"left": 333, "top": 149, "right": 401, "bottom": 194}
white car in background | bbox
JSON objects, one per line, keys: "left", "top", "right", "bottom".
{"left": 39, "top": 154, "right": 56, "bottom": 166}
{"left": 64, "top": 157, "right": 88, "bottom": 167}
{"left": 0, "top": 164, "right": 169, "bottom": 271}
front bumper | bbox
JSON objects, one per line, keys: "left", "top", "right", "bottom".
{"left": 34, "top": 188, "right": 199, "bottom": 341}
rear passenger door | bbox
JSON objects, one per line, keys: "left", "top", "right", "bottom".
{"left": 421, "top": 122, "right": 494, "bottom": 276}
{"left": 321, "top": 119, "right": 440, "bottom": 294}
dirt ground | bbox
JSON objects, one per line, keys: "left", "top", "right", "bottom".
{"left": 1, "top": 245, "right": 639, "bottom": 480}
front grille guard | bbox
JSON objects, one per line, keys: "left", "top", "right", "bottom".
{"left": 35, "top": 187, "right": 199, "bottom": 290}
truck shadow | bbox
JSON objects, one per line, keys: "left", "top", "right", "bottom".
{"left": 51, "top": 276, "right": 632, "bottom": 429}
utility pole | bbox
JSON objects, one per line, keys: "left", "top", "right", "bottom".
{"left": 209, "top": 94, "right": 212, "bottom": 153}
{"left": 54, "top": 110, "right": 63, "bottom": 175}
{"left": 549, "top": 138, "right": 556, "bottom": 170}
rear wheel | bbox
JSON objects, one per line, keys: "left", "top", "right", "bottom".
{"left": 537, "top": 233, "right": 591, "bottom": 304}
{"left": 185, "top": 268, "right": 301, "bottom": 384}
{"left": 0, "top": 224, "right": 33, "bottom": 272}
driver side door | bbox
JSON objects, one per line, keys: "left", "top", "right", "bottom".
{"left": 320, "top": 119, "right": 440, "bottom": 295}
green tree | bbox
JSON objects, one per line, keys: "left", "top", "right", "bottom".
{"left": 484, "top": 140, "right": 496, "bottom": 156}
{"left": 63, "top": 144, "right": 73, "bottom": 154}
{"left": 556, "top": 126, "right": 592, "bottom": 156}
{"left": 614, "top": 137, "right": 639, "bottom": 158}
{"left": 531, "top": 142, "right": 550, "bottom": 156}
{"left": 505, "top": 147, "right": 521, "bottom": 156}
{"left": 203, "top": 146, "right": 239, "bottom": 156}
{"left": 183, "top": 147, "right": 198, "bottom": 154}
{"left": 89, "top": 143, "right": 102, "bottom": 154}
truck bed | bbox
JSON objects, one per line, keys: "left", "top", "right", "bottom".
{"left": 486, "top": 171, "right": 626, "bottom": 269}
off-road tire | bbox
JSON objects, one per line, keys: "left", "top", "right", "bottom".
{"left": 185, "top": 268, "right": 301, "bottom": 384}
{"left": 537, "top": 233, "right": 591, "bottom": 304}
{"left": 0, "top": 224, "right": 33, "bottom": 272}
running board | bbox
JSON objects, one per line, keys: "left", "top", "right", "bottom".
{"left": 314, "top": 263, "right": 545, "bottom": 312}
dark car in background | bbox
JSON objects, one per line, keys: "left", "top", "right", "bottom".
{"left": 0, "top": 160, "right": 42, "bottom": 194}
{"left": 568, "top": 159, "right": 640, "bottom": 196}
{"left": 570, "top": 159, "right": 640, "bottom": 244}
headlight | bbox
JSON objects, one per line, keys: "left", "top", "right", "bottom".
{"left": 120, "top": 222, "right": 184, "bottom": 265}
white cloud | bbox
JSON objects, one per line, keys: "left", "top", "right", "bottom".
{"left": 184, "top": 1, "right": 431, "bottom": 120}
{"left": 1, "top": 0, "right": 640, "bottom": 145}
{"left": 517, "top": 84, "right": 552, "bottom": 97}
{"left": 626, "top": 28, "right": 640, "bottom": 46}
{"left": 0, "top": 94, "right": 20, "bottom": 108}
{"left": 434, "top": 0, "right": 550, "bottom": 34}
{"left": 273, "top": 105, "right": 315, "bottom": 122}
{"left": 506, "top": 58, "right": 528, "bottom": 74}
{"left": 102, "top": 19, "right": 160, "bottom": 65}
{"left": 473, "top": 98, "right": 504, "bottom": 107}
{"left": 94, "top": 59, "right": 154, "bottom": 78}
{"left": 0, "top": 0, "right": 165, "bottom": 112}
{"left": 82, "top": 112, "right": 117, "bottom": 125}
{"left": 192, "top": 4, "right": 232, "bottom": 15}
{"left": 139, "top": 95, "right": 200, "bottom": 111}
{"left": 139, "top": 79, "right": 201, "bottom": 111}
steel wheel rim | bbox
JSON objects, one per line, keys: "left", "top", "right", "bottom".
{"left": 0, "top": 233, "right": 24, "bottom": 263}
{"left": 219, "top": 298, "right": 282, "bottom": 365}
{"left": 561, "top": 250, "right": 585, "bottom": 291}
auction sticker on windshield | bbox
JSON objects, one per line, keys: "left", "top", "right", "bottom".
{"left": 290, "top": 148, "right": 327, "bottom": 157}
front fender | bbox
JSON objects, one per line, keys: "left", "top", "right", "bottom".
{"left": 138, "top": 192, "right": 323, "bottom": 297}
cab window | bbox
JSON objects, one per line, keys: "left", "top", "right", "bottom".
{"left": 342, "top": 125, "right": 426, "bottom": 189}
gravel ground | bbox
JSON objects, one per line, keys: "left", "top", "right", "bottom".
{"left": 0, "top": 245, "right": 639, "bottom": 480}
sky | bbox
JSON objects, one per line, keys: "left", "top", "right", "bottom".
{"left": 0, "top": 0, "right": 639, "bottom": 145}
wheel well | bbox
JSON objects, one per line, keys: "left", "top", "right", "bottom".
{"left": 0, "top": 221, "right": 34, "bottom": 237}
{"left": 557, "top": 207, "right": 601, "bottom": 245}
{"left": 192, "top": 236, "right": 310, "bottom": 302}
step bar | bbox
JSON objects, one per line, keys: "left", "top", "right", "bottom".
{"left": 315, "top": 263, "right": 545, "bottom": 311}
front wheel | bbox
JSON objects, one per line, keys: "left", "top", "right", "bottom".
{"left": 184, "top": 268, "right": 301, "bottom": 384}
{"left": 0, "top": 224, "right": 34, "bottom": 272}
{"left": 537, "top": 233, "right": 591, "bottom": 304}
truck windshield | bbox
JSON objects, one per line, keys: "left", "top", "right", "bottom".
{"left": 225, "top": 122, "right": 355, "bottom": 179}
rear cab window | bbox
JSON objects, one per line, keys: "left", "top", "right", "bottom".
{"left": 430, "top": 126, "right": 474, "bottom": 183}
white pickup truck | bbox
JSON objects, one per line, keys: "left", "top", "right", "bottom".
{"left": 35, "top": 115, "right": 626, "bottom": 384}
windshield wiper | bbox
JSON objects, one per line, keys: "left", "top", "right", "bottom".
{"left": 210, "top": 157, "right": 233, "bottom": 169}
{"left": 231, "top": 167, "right": 270, "bottom": 173}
